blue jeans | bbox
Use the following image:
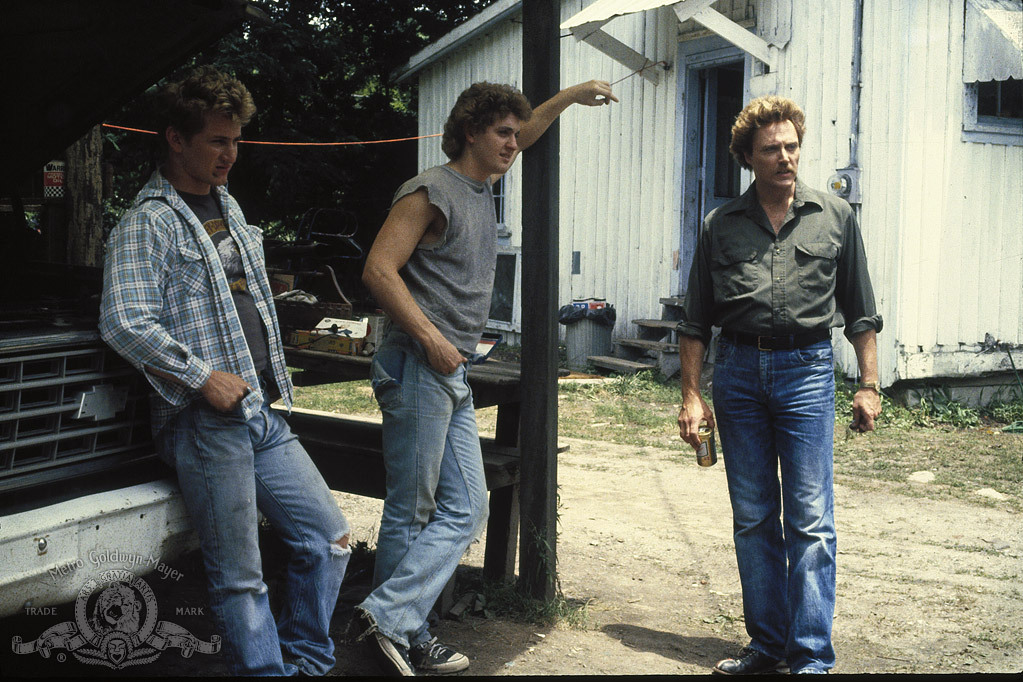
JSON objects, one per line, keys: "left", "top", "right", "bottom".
{"left": 157, "top": 381, "right": 351, "bottom": 676}
{"left": 712, "top": 338, "right": 836, "bottom": 674}
{"left": 359, "top": 330, "right": 489, "bottom": 648}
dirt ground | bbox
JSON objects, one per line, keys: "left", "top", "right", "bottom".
{"left": 3, "top": 434, "right": 1020, "bottom": 677}
{"left": 323, "top": 437, "right": 1023, "bottom": 676}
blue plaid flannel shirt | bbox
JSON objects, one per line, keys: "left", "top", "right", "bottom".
{"left": 99, "top": 170, "right": 293, "bottom": 435}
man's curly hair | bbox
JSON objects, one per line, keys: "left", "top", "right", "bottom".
{"left": 153, "top": 65, "right": 256, "bottom": 152}
{"left": 441, "top": 82, "right": 532, "bottom": 160}
{"left": 729, "top": 96, "right": 806, "bottom": 170}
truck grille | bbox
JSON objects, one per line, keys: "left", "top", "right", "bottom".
{"left": 0, "top": 336, "right": 153, "bottom": 494}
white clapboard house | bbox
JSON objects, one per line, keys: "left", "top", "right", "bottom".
{"left": 394, "top": 0, "right": 1023, "bottom": 403}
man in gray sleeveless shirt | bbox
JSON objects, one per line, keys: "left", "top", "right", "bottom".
{"left": 355, "top": 80, "right": 617, "bottom": 676}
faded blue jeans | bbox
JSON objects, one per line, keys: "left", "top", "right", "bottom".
{"left": 156, "top": 378, "right": 350, "bottom": 676}
{"left": 358, "top": 330, "right": 489, "bottom": 648}
{"left": 712, "top": 338, "right": 837, "bottom": 674}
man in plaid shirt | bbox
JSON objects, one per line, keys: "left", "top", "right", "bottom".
{"left": 99, "top": 67, "right": 350, "bottom": 676}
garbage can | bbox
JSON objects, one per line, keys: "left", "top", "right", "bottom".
{"left": 559, "top": 299, "right": 616, "bottom": 372}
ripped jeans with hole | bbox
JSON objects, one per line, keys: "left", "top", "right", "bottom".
{"left": 358, "top": 330, "right": 489, "bottom": 649}
{"left": 156, "top": 378, "right": 350, "bottom": 676}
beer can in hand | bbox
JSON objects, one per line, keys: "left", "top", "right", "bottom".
{"left": 696, "top": 424, "right": 717, "bottom": 467}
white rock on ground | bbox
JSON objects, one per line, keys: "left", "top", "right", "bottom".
{"left": 974, "top": 487, "right": 1007, "bottom": 501}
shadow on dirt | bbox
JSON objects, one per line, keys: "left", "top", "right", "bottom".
{"left": 602, "top": 623, "right": 737, "bottom": 669}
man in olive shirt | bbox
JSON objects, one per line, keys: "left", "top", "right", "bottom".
{"left": 676, "top": 96, "right": 882, "bottom": 675}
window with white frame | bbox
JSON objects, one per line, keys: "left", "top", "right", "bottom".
{"left": 488, "top": 251, "right": 520, "bottom": 331}
{"left": 492, "top": 175, "right": 510, "bottom": 237}
{"left": 964, "top": 78, "right": 1023, "bottom": 143}
{"left": 487, "top": 175, "right": 520, "bottom": 331}
{"left": 962, "top": 0, "right": 1022, "bottom": 145}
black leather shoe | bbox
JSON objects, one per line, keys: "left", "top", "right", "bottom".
{"left": 713, "top": 646, "right": 789, "bottom": 675}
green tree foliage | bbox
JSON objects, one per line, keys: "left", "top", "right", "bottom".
{"left": 104, "top": 0, "right": 496, "bottom": 248}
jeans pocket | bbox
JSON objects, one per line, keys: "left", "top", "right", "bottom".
{"left": 714, "top": 337, "right": 736, "bottom": 366}
{"left": 245, "top": 405, "right": 271, "bottom": 445}
{"left": 796, "top": 344, "right": 834, "bottom": 367}
{"left": 371, "top": 348, "right": 404, "bottom": 408}
{"left": 195, "top": 404, "right": 247, "bottom": 435}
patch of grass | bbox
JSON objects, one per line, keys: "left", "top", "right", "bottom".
{"left": 554, "top": 370, "right": 687, "bottom": 451}
{"left": 987, "top": 397, "right": 1023, "bottom": 424}
{"left": 605, "top": 370, "right": 679, "bottom": 402}
{"left": 953, "top": 568, "right": 1021, "bottom": 582}
{"left": 289, "top": 370, "right": 379, "bottom": 416}
{"left": 967, "top": 630, "right": 1023, "bottom": 649}
{"left": 829, "top": 371, "right": 1022, "bottom": 509}
{"left": 557, "top": 380, "right": 590, "bottom": 394}
{"left": 457, "top": 571, "right": 590, "bottom": 629}
{"left": 920, "top": 539, "right": 1008, "bottom": 557}
{"left": 490, "top": 342, "right": 524, "bottom": 363}
{"left": 592, "top": 401, "right": 664, "bottom": 428}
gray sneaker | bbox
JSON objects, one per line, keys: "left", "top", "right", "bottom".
{"left": 409, "top": 637, "right": 469, "bottom": 674}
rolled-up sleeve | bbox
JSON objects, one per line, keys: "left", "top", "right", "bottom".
{"left": 676, "top": 217, "right": 715, "bottom": 346}
{"left": 99, "top": 211, "right": 212, "bottom": 400}
{"left": 835, "top": 209, "right": 883, "bottom": 340}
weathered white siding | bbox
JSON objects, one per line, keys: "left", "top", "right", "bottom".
{"left": 557, "top": 2, "right": 681, "bottom": 333}
{"left": 857, "top": 0, "right": 1023, "bottom": 382}
{"left": 408, "top": 0, "right": 1023, "bottom": 386}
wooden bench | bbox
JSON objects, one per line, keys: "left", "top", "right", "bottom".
{"left": 278, "top": 350, "right": 568, "bottom": 591}
{"left": 274, "top": 406, "right": 523, "bottom": 584}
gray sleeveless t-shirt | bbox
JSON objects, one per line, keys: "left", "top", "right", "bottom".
{"left": 392, "top": 165, "right": 497, "bottom": 356}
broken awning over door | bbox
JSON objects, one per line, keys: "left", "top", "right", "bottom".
{"left": 963, "top": 0, "right": 1023, "bottom": 82}
{"left": 562, "top": 0, "right": 683, "bottom": 26}
{"left": 560, "top": 0, "right": 777, "bottom": 84}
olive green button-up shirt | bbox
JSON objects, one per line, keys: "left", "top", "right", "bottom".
{"left": 677, "top": 179, "right": 882, "bottom": 345}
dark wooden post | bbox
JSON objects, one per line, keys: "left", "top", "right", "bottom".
{"left": 519, "top": 0, "right": 559, "bottom": 601}
{"left": 65, "top": 125, "right": 104, "bottom": 267}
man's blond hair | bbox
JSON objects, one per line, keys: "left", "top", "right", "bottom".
{"left": 729, "top": 96, "right": 806, "bottom": 170}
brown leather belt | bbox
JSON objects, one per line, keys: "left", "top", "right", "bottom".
{"left": 720, "top": 329, "right": 831, "bottom": 351}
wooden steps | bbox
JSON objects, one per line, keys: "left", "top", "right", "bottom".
{"left": 587, "top": 355, "right": 657, "bottom": 373}
{"left": 584, "top": 296, "right": 684, "bottom": 377}
{"left": 634, "top": 318, "right": 680, "bottom": 330}
{"left": 617, "top": 338, "right": 679, "bottom": 353}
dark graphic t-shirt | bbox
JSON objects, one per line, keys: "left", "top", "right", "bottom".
{"left": 179, "top": 190, "right": 268, "bottom": 373}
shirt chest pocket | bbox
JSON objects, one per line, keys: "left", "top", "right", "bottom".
{"left": 794, "top": 241, "right": 838, "bottom": 293}
{"left": 175, "top": 244, "right": 212, "bottom": 298}
{"left": 711, "top": 243, "right": 760, "bottom": 298}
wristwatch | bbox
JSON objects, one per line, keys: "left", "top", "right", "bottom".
{"left": 858, "top": 380, "right": 880, "bottom": 392}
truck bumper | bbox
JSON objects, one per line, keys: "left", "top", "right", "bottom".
{"left": 0, "top": 479, "right": 196, "bottom": 618}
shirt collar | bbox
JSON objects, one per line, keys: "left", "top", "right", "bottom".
{"left": 135, "top": 169, "right": 230, "bottom": 210}
{"left": 724, "top": 178, "right": 822, "bottom": 217}
{"left": 791, "top": 179, "right": 822, "bottom": 211}
{"left": 441, "top": 164, "right": 488, "bottom": 193}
